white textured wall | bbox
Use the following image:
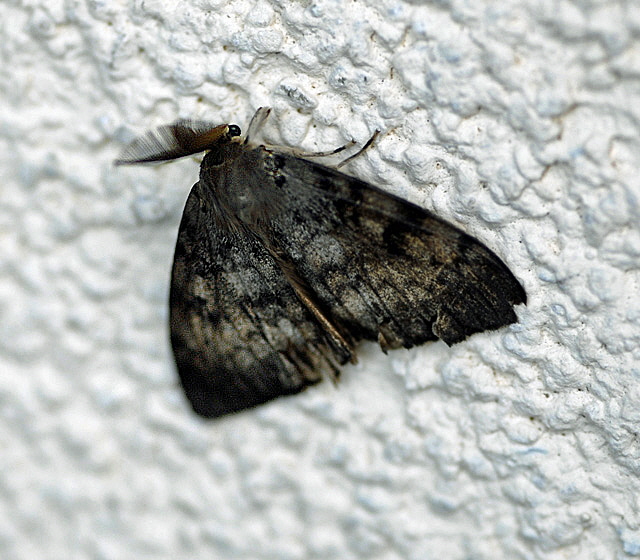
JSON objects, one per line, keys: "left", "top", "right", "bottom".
{"left": 2, "top": 0, "right": 639, "bottom": 558}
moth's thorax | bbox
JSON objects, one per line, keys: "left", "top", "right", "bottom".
{"left": 200, "top": 140, "right": 244, "bottom": 170}
{"left": 200, "top": 144, "right": 284, "bottom": 229}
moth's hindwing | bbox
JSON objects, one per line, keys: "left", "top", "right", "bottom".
{"left": 169, "top": 182, "right": 352, "bottom": 418}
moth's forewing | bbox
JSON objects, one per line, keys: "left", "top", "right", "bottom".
{"left": 169, "top": 179, "right": 352, "bottom": 418}
{"left": 249, "top": 150, "right": 526, "bottom": 348}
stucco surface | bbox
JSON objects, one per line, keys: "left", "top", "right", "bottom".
{"left": 1, "top": 0, "right": 639, "bottom": 558}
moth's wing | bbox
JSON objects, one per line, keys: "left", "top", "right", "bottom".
{"left": 169, "top": 182, "right": 353, "bottom": 418}
{"left": 264, "top": 151, "right": 526, "bottom": 348}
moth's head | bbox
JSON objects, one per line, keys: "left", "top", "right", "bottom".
{"left": 115, "top": 121, "right": 243, "bottom": 166}
{"left": 227, "top": 124, "right": 241, "bottom": 139}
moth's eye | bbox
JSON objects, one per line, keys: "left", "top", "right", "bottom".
{"left": 228, "top": 125, "right": 241, "bottom": 137}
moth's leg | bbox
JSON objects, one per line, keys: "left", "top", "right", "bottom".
{"left": 296, "top": 129, "right": 379, "bottom": 161}
{"left": 337, "top": 130, "right": 379, "bottom": 169}
{"left": 244, "top": 107, "right": 272, "bottom": 145}
{"left": 295, "top": 141, "right": 356, "bottom": 158}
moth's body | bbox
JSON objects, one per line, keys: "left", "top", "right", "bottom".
{"left": 117, "top": 108, "right": 526, "bottom": 418}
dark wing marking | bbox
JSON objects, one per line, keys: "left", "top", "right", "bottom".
{"left": 169, "top": 182, "right": 353, "bottom": 418}
{"left": 257, "top": 150, "right": 526, "bottom": 348}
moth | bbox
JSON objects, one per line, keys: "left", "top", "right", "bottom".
{"left": 116, "top": 107, "right": 526, "bottom": 418}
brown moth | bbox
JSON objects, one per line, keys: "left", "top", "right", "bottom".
{"left": 116, "top": 108, "right": 526, "bottom": 418}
